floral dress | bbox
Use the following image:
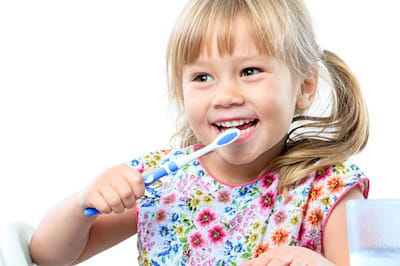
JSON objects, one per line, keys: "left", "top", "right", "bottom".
{"left": 128, "top": 146, "right": 369, "bottom": 266}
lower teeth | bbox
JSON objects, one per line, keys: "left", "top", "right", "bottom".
{"left": 221, "top": 125, "right": 255, "bottom": 134}
{"left": 240, "top": 126, "right": 254, "bottom": 134}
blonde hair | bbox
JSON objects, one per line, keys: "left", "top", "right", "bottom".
{"left": 166, "top": 0, "right": 369, "bottom": 194}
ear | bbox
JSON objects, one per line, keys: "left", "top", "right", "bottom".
{"left": 296, "top": 68, "right": 318, "bottom": 110}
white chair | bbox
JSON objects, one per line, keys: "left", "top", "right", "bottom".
{"left": 0, "top": 222, "right": 34, "bottom": 266}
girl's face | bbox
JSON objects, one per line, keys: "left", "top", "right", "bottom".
{"left": 181, "top": 19, "right": 315, "bottom": 181}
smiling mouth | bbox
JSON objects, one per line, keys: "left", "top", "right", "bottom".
{"left": 214, "top": 119, "right": 259, "bottom": 134}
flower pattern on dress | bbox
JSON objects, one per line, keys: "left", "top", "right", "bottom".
{"left": 130, "top": 147, "right": 369, "bottom": 265}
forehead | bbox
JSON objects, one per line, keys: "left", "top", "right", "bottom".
{"left": 179, "top": 7, "right": 274, "bottom": 66}
{"left": 199, "top": 16, "right": 263, "bottom": 59}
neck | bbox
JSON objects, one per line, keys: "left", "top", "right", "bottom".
{"left": 200, "top": 139, "right": 285, "bottom": 185}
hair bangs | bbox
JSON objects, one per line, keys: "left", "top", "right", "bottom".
{"left": 178, "top": 0, "right": 241, "bottom": 65}
{"left": 170, "top": 0, "right": 293, "bottom": 77}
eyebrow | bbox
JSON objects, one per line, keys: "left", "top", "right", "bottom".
{"left": 186, "top": 53, "right": 274, "bottom": 67}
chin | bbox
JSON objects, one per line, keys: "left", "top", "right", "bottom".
{"left": 221, "top": 151, "right": 263, "bottom": 166}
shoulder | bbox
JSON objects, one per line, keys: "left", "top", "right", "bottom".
{"left": 302, "top": 160, "right": 370, "bottom": 229}
{"left": 289, "top": 160, "right": 369, "bottom": 211}
{"left": 293, "top": 160, "right": 369, "bottom": 253}
{"left": 311, "top": 161, "right": 369, "bottom": 199}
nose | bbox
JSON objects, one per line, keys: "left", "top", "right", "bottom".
{"left": 211, "top": 80, "right": 245, "bottom": 108}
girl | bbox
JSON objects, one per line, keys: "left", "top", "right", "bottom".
{"left": 30, "top": 0, "right": 369, "bottom": 265}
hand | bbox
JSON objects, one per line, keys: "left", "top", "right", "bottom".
{"left": 240, "top": 246, "right": 335, "bottom": 266}
{"left": 78, "top": 164, "right": 145, "bottom": 215}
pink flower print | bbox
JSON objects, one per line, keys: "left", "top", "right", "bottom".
{"left": 162, "top": 193, "right": 176, "bottom": 205}
{"left": 315, "top": 166, "right": 331, "bottom": 180}
{"left": 196, "top": 209, "right": 217, "bottom": 227}
{"left": 273, "top": 210, "right": 287, "bottom": 225}
{"left": 297, "top": 224, "right": 306, "bottom": 241}
{"left": 189, "top": 232, "right": 205, "bottom": 248}
{"left": 217, "top": 190, "right": 231, "bottom": 203}
{"left": 156, "top": 209, "right": 166, "bottom": 222}
{"left": 261, "top": 174, "right": 276, "bottom": 188}
{"left": 259, "top": 191, "right": 275, "bottom": 210}
{"left": 208, "top": 225, "right": 227, "bottom": 244}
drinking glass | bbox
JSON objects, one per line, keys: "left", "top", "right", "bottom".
{"left": 346, "top": 199, "right": 400, "bottom": 266}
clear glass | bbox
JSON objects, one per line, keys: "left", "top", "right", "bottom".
{"left": 346, "top": 199, "right": 400, "bottom": 266}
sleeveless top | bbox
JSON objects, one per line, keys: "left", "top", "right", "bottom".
{"left": 128, "top": 146, "right": 369, "bottom": 266}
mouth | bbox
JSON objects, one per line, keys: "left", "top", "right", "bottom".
{"left": 213, "top": 119, "right": 259, "bottom": 134}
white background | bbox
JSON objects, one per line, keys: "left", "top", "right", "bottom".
{"left": 0, "top": 1, "right": 399, "bottom": 265}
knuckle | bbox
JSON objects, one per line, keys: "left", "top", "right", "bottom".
{"left": 134, "top": 174, "right": 145, "bottom": 186}
{"left": 96, "top": 202, "right": 111, "bottom": 214}
{"left": 109, "top": 202, "right": 124, "bottom": 213}
{"left": 121, "top": 189, "right": 133, "bottom": 201}
{"left": 132, "top": 187, "right": 145, "bottom": 199}
{"left": 292, "top": 258, "right": 307, "bottom": 264}
{"left": 124, "top": 201, "right": 136, "bottom": 209}
{"left": 108, "top": 197, "right": 122, "bottom": 209}
{"left": 100, "top": 206, "right": 112, "bottom": 214}
{"left": 113, "top": 207, "right": 124, "bottom": 214}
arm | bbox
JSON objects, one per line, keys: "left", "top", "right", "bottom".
{"left": 323, "top": 185, "right": 364, "bottom": 266}
{"left": 30, "top": 164, "right": 144, "bottom": 266}
{"left": 74, "top": 206, "right": 137, "bottom": 264}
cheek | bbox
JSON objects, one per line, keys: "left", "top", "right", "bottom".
{"left": 183, "top": 92, "right": 205, "bottom": 127}
{"left": 257, "top": 89, "right": 297, "bottom": 116}
{"left": 256, "top": 86, "right": 298, "bottom": 131}
{"left": 182, "top": 96, "right": 212, "bottom": 145}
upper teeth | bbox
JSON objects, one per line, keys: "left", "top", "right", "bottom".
{"left": 215, "top": 119, "right": 253, "bottom": 128}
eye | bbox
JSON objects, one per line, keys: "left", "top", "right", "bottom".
{"left": 240, "top": 67, "right": 261, "bottom": 77}
{"left": 193, "top": 73, "right": 214, "bottom": 82}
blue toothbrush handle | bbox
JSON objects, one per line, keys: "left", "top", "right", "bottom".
{"left": 84, "top": 161, "right": 179, "bottom": 216}
{"left": 143, "top": 161, "right": 179, "bottom": 186}
{"left": 84, "top": 208, "right": 100, "bottom": 216}
{"left": 142, "top": 167, "right": 169, "bottom": 186}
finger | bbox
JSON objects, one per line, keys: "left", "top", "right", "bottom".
{"left": 119, "top": 164, "right": 146, "bottom": 198}
{"left": 267, "top": 257, "right": 292, "bottom": 266}
{"left": 99, "top": 184, "right": 125, "bottom": 214}
{"left": 110, "top": 177, "right": 136, "bottom": 209}
{"left": 290, "top": 259, "right": 308, "bottom": 266}
{"left": 93, "top": 194, "right": 112, "bottom": 214}
{"left": 253, "top": 254, "right": 273, "bottom": 266}
{"left": 81, "top": 187, "right": 112, "bottom": 215}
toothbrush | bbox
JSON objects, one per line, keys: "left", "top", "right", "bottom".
{"left": 84, "top": 127, "right": 240, "bottom": 216}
